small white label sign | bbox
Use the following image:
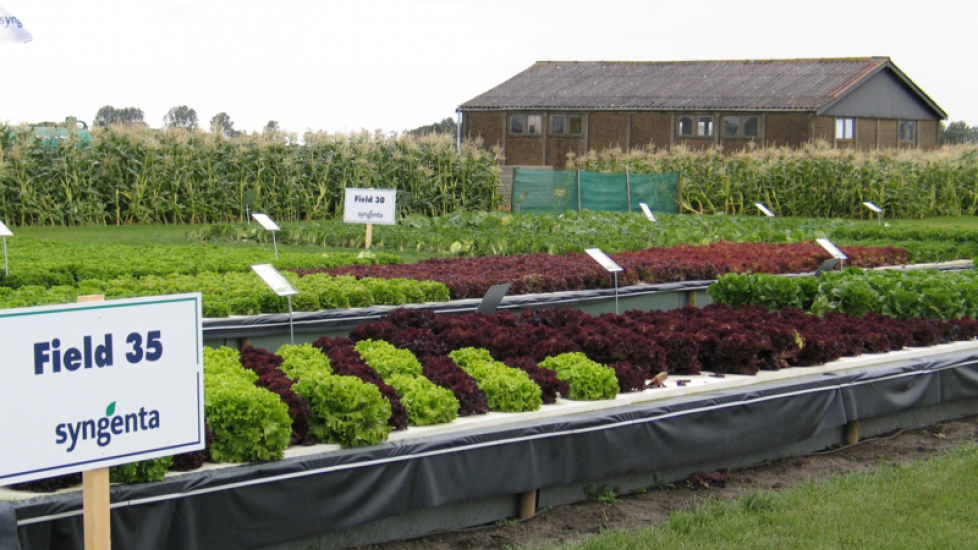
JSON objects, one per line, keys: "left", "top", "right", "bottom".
{"left": 0, "top": 221, "right": 12, "bottom": 237}
{"left": 584, "top": 248, "right": 624, "bottom": 273}
{"left": 863, "top": 201, "right": 883, "bottom": 213}
{"left": 639, "top": 203, "right": 656, "bottom": 222}
{"left": 755, "top": 203, "right": 775, "bottom": 217}
{"left": 344, "top": 188, "right": 397, "bottom": 225}
{"left": 0, "top": 294, "right": 204, "bottom": 485}
{"left": 252, "top": 264, "right": 298, "bottom": 297}
{"left": 252, "top": 213, "right": 281, "bottom": 231}
{"left": 816, "top": 238, "right": 848, "bottom": 260}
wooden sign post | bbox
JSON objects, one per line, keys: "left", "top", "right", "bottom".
{"left": 77, "top": 294, "right": 111, "bottom": 550}
{"left": 343, "top": 188, "right": 397, "bottom": 251}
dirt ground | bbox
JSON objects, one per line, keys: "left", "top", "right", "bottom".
{"left": 361, "top": 416, "right": 978, "bottom": 550}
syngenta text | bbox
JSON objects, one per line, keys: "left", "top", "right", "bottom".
{"left": 55, "top": 401, "right": 161, "bottom": 452}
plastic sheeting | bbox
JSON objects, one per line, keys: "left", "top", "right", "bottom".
{"left": 6, "top": 345, "right": 978, "bottom": 550}
{"left": 201, "top": 280, "right": 713, "bottom": 339}
{"left": 512, "top": 170, "right": 681, "bottom": 215}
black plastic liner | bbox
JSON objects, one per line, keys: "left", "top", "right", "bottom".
{"left": 6, "top": 346, "right": 978, "bottom": 550}
{"left": 201, "top": 280, "right": 713, "bottom": 338}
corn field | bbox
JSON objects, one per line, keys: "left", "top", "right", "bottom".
{"left": 0, "top": 126, "right": 501, "bottom": 225}
{"left": 569, "top": 143, "right": 978, "bottom": 219}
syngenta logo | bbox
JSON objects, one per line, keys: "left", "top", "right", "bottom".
{"left": 1, "top": 17, "right": 24, "bottom": 29}
{"left": 54, "top": 401, "right": 161, "bottom": 452}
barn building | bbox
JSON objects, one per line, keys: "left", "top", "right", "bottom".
{"left": 457, "top": 57, "right": 947, "bottom": 169}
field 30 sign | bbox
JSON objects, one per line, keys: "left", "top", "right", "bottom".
{"left": 0, "top": 294, "right": 205, "bottom": 485}
{"left": 343, "top": 188, "right": 397, "bottom": 225}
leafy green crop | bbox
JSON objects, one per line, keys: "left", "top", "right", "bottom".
{"left": 203, "top": 351, "right": 292, "bottom": 463}
{"left": 353, "top": 340, "right": 459, "bottom": 424}
{"left": 292, "top": 371, "right": 392, "bottom": 447}
{"left": 203, "top": 347, "right": 257, "bottom": 384}
{"left": 449, "top": 347, "right": 543, "bottom": 412}
{"left": 0, "top": 270, "right": 449, "bottom": 317}
{"left": 710, "top": 268, "right": 978, "bottom": 320}
{"left": 276, "top": 343, "right": 333, "bottom": 380}
{"left": 109, "top": 456, "right": 174, "bottom": 484}
{"left": 538, "top": 353, "right": 619, "bottom": 401}
{"left": 354, "top": 340, "right": 424, "bottom": 379}
{"left": 0, "top": 237, "right": 402, "bottom": 290}
{"left": 386, "top": 374, "right": 459, "bottom": 426}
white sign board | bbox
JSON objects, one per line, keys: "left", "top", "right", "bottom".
{"left": 0, "top": 221, "right": 11, "bottom": 237}
{"left": 755, "top": 203, "right": 775, "bottom": 217}
{"left": 816, "top": 238, "right": 848, "bottom": 260}
{"left": 343, "top": 188, "right": 397, "bottom": 225}
{"left": 584, "top": 248, "right": 624, "bottom": 273}
{"left": 252, "top": 264, "right": 298, "bottom": 297}
{"left": 863, "top": 201, "right": 883, "bottom": 213}
{"left": 639, "top": 203, "right": 656, "bottom": 222}
{"left": 0, "top": 294, "right": 204, "bottom": 485}
{"left": 251, "top": 213, "right": 280, "bottom": 231}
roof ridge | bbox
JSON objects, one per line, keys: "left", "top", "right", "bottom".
{"left": 533, "top": 57, "right": 889, "bottom": 65}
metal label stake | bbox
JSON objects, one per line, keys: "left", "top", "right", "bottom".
{"left": 639, "top": 202, "right": 656, "bottom": 248}
{"left": 816, "top": 238, "right": 848, "bottom": 270}
{"left": 243, "top": 189, "right": 258, "bottom": 224}
{"left": 0, "top": 221, "right": 12, "bottom": 277}
{"left": 252, "top": 213, "right": 281, "bottom": 260}
{"left": 863, "top": 201, "right": 884, "bottom": 227}
{"left": 252, "top": 264, "right": 299, "bottom": 345}
{"left": 585, "top": 248, "right": 624, "bottom": 315}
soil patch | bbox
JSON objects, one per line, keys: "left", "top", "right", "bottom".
{"left": 361, "top": 416, "right": 978, "bottom": 550}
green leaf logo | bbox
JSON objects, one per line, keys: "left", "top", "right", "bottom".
{"left": 106, "top": 401, "right": 116, "bottom": 417}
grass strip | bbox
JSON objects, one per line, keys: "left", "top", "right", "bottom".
{"left": 524, "top": 444, "right": 978, "bottom": 550}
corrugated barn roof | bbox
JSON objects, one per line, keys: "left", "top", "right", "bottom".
{"left": 459, "top": 58, "right": 895, "bottom": 111}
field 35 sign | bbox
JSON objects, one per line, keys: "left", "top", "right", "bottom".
{"left": 0, "top": 294, "right": 205, "bottom": 485}
{"left": 343, "top": 188, "right": 397, "bottom": 225}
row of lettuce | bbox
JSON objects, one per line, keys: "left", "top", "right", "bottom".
{"left": 12, "top": 299, "right": 978, "bottom": 491}
{"left": 0, "top": 241, "right": 903, "bottom": 314}
{"left": 191, "top": 211, "right": 978, "bottom": 264}
{"left": 709, "top": 268, "right": 978, "bottom": 321}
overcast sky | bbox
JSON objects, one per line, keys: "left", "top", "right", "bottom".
{"left": 2, "top": 0, "right": 976, "bottom": 135}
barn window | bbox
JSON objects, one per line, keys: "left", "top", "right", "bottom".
{"left": 527, "top": 115, "right": 542, "bottom": 134}
{"left": 744, "top": 116, "right": 759, "bottom": 137}
{"left": 552, "top": 115, "right": 565, "bottom": 134}
{"left": 568, "top": 116, "right": 583, "bottom": 134}
{"left": 835, "top": 118, "right": 855, "bottom": 140}
{"left": 724, "top": 115, "right": 760, "bottom": 138}
{"left": 511, "top": 115, "right": 524, "bottom": 134}
{"left": 551, "top": 115, "right": 583, "bottom": 135}
{"left": 899, "top": 121, "right": 916, "bottom": 142}
{"left": 698, "top": 116, "right": 714, "bottom": 137}
{"left": 678, "top": 115, "right": 714, "bottom": 137}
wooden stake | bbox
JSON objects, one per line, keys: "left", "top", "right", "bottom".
{"left": 364, "top": 223, "right": 373, "bottom": 250}
{"left": 518, "top": 490, "right": 537, "bottom": 519}
{"left": 78, "top": 294, "right": 111, "bottom": 550}
{"left": 83, "top": 468, "right": 111, "bottom": 550}
{"left": 844, "top": 421, "right": 860, "bottom": 446}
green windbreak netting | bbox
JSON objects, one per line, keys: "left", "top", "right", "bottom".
{"left": 513, "top": 170, "right": 681, "bottom": 215}
{"left": 512, "top": 170, "right": 579, "bottom": 215}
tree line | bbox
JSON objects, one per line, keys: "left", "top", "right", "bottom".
{"left": 92, "top": 105, "right": 279, "bottom": 138}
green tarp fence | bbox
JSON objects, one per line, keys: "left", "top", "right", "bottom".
{"left": 512, "top": 170, "right": 681, "bottom": 215}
